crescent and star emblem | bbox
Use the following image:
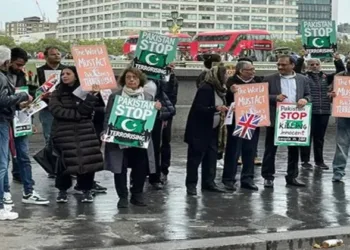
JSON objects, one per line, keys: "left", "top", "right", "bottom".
{"left": 121, "top": 119, "right": 137, "bottom": 132}
{"left": 145, "top": 53, "right": 159, "bottom": 66}
{"left": 312, "top": 38, "right": 325, "bottom": 48}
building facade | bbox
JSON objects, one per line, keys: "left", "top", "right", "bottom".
{"left": 57, "top": 0, "right": 298, "bottom": 41}
{"left": 6, "top": 16, "right": 58, "bottom": 37}
{"left": 297, "top": 0, "right": 333, "bottom": 34}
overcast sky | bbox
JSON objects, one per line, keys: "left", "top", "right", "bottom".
{"left": 0, "top": 0, "right": 349, "bottom": 25}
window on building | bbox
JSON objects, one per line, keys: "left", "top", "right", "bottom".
{"left": 112, "top": 22, "right": 119, "bottom": 28}
{"left": 198, "top": 23, "right": 214, "bottom": 29}
{"left": 285, "top": 26, "right": 297, "bottom": 31}
{"left": 269, "top": 0, "right": 283, "bottom": 4}
{"left": 251, "top": 0, "right": 267, "bottom": 4}
{"left": 105, "top": 31, "right": 111, "bottom": 37}
{"left": 143, "top": 12, "right": 160, "bottom": 19}
{"left": 181, "top": 22, "right": 197, "bottom": 28}
{"left": 216, "top": 23, "right": 232, "bottom": 29}
{"left": 251, "top": 7, "right": 267, "bottom": 13}
{"left": 285, "top": 8, "right": 296, "bottom": 14}
{"left": 268, "top": 25, "right": 283, "bottom": 31}
{"left": 234, "top": 0, "right": 250, "bottom": 3}
{"left": 121, "top": 21, "right": 142, "bottom": 27}
{"left": 143, "top": 21, "right": 161, "bottom": 27}
{"left": 180, "top": 5, "right": 196, "bottom": 11}
{"left": 121, "top": 2, "right": 141, "bottom": 9}
{"left": 89, "top": 24, "right": 95, "bottom": 30}
{"left": 268, "top": 8, "right": 283, "bottom": 14}
{"left": 234, "top": 23, "right": 250, "bottom": 29}
{"left": 234, "top": 15, "right": 250, "bottom": 21}
{"left": 234, "top": 7, "right": 250, "bottom": 13}
{"left": 217, "top": 0, "right": 232, "bottom": 3}
{"left": 162, "top": 4, "right": 178, "bottom": 10}
{"left": 83, "top": 33, "right": 89, "bottom": 39}
{"left": 251, "top": 24, "right": 267, "bottom": 29}
{"left": 181, "top": 14, "right": 197, "bottom": 20}
{"left": 143, "top": 3, "right": 160, "bottom": 9}
{"left": 199, "top": 14, "right": 215, "bottom": 20}
{"left": 199, "top": 6, "right": 215, "bottom": 11}
{"left": 269, "top": 16, "right": 283, "bottom": 22}
{"left": 251, "top": 16, "right": 267, "bottom": 22}
{"left": 105, "top": 23, "right": 111, "bottom": 29}
{"left": 217, "top": 15, "right": 232, "bottom": 21}
{"left": 198, "top": 0, "right": 214, "bottom": 2}
{"left": 120, "top": 12, "right": 141, "bottom": 18}
{"left": 112, "top": 31, "right": 119, "bottom": 37}
{"left": 217, "top": 6, "right": 232, "bottom": 12}
{"left": 105, "top": 14, "right": 111, "bottom": 20}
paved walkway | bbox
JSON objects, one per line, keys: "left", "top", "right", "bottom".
{"left": 2, "top": 127, "right": 350, "bottom": 250}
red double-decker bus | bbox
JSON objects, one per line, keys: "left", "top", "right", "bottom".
{"left": 191, "top": 30, "right": 273, "bottom": 61}
{"left": 123, "top": 33, "right": 192, "bottom": 57}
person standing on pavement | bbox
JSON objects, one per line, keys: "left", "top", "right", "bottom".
{"left": 157, "top": 64, "right": 178, "bottom": 184}
{"left": 0, "top": 45, "right": 32, "bottom": 220}
{"left": 295, "top": 53, "right": 344, "bottom": 170}
{"left": 222, "top": 61, "right": 262, "bottom": 192}
{"left": 185, "top": 65, "right": 228, "bottom": 195}
{"left": 50, "top": 66, "right": 104, "bottom": 203}
{"left": 103, "top": 67, "right": 161, "bottom": 208}
{"left": 328, "top": 60, "right": 350, "bottom": 182}
{"left": 261, "top": 55, "right": 312, "bottom": 188}
{"left": 5, "top": 48, "right": 49, "bottom": 206}
{"left": 36, "top": 46, "right": 66, "bottom": 146}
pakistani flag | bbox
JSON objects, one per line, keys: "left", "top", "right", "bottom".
{"left": 115, "top": 116, "right": 145, "bottom": 134}
{"left": 139, "top": 51, "right": 167, "bottom": 68}
{"left": 307, "top": 37, "right": 330, "bottom": 49}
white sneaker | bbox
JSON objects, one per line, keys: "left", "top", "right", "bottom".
{"left": 3, "top": 192, "right": 14, "bottom": 205}
{"left": 4, "top": 204, "right": 13, "bottom": 211}
{"left": 0, "top": 209, "right": 18, "bottom": 220}
{"left": 22, "top": 191, "right": 50, "bottom": 205}
{"left": 217, "top": 159, "right": 224, "bottom": 170}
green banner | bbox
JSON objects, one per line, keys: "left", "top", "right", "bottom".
{"left": 274, "top": 103, "right": 312, "bottom": 146}
{"left": 13, "top": 87, "right": 33, "bottom": 138}
{"left": 134, "top": 31, "right": 179, "bottom": 80}
{"left": 301, "top": 20, "right": 336, "bottom": 58}
{"left": 104, "top": 95, "right": 158, "bottom": 148}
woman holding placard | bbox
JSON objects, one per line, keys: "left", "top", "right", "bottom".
{"left": 103, "top": 67, "right": 162, "bottom": 208}
{"left": 49, "top": 66, "right": 104, "bottom": 203}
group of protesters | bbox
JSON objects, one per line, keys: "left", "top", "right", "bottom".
{"left": 0, "top": 43, "right": 349, "bottom": 221}
{"left": 0, "top": 44, "right": 178, "bottom": 220}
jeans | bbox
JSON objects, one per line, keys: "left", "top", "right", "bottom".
{"left": 15, "top": 136, "right": 33, "bottom": 195}
{"left": 39, "top": 109, "right": 54, "bottom": 145}
{"left": 333, "top": 118, "right": 350, "bottom": 177}
{"left": 0, "top": 121, "right": 10, "bottom": 209}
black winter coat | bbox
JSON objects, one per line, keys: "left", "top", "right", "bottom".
{"left": 162, "top": 73, "right": 178, "bottom": 106}
{"left": 154, "top": 79, "right": 176, "bottom": 121}
{"left": 184, "top": 83, "right": 217, "bottom": 151}
{"left": 49, "top": 83, "right": 104, "bottom": 175}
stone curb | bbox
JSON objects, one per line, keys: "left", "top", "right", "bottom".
{"left": 88, "top": 226, "right": 350, "bottom": 250}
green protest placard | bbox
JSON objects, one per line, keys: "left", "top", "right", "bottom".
{"left": 13, "top": 87, "right": 33, "bottom": 138}
{"left": 103, "top": 95, "right": 158, "bottom": 148}
{"left": 134, "top": 31, "right": 179, "bottom": 79}
{"left": 301, "top": 20, "right": 336, "bottom": 58}
{"left": 274, "top": 103, "right": 312, "bottom": 146}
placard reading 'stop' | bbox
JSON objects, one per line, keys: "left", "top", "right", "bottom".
{"left": 72, "top": 45, "right": 117, "bottom": 91}
{"left": 135, "top": 31, "right": 179, "bottom": 68}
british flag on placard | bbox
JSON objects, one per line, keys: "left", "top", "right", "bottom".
{"left": 233, "top": 113, "right": 261, "bottom": 140}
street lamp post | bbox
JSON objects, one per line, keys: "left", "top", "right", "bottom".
{"left": 166, "top": 11, "right": 184, "bottom": 35}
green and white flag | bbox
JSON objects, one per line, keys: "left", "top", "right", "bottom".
{"left": 301, "top": 20, "right": 336, "bottom": 58}
{"left": 134, "top": 31, "right": 179, "bottom": 80}
{"left": 103, "top": 95, "right": 158, "bottom": 148}
{"left": 274, "top": 103, "right": 312, "bottom": 146}
{"left": 13, "top": 86, "right": 33, "bottom": 137}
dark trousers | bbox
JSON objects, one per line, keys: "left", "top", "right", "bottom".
{"left": 114, "top": 147, "right": 148, "bottom": 198}
{"left": 186, "top": 128, "right": 218, "bottom": 188}
{"left": 55, "top": 172, "right": 94, "bottom": 191}
{"left": 300, "top": 114, "right": 329, "bottom": 165}
{"left": 223, "top": 125, "right": 260, "bottom": 184}
{"left": 261, "top": 127, "right": 299, "bottom": 181}
{"left": 149, "top": 118, "right": 173, "bottom": 183}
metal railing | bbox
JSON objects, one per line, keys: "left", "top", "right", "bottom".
{"left": 28, "top": 60, "right": 337, "bottom": 71}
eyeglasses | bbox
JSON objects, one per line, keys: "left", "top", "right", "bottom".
{"left": 310, "top": 64, "right": 320, "bottom": 66}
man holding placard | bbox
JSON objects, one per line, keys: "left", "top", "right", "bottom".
{"left": 261, "top": 55, "right": 312, "bottom": 188}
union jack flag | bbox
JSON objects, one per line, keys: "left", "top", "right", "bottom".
{"left": 233, "top": 113, "right": 261, "bottom": 140}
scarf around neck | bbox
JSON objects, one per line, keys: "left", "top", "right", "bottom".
{"left": 122, "top": 86, "right": 145, "bottom": 99}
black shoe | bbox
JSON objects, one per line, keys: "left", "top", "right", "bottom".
{"left": 202, "top": 185, "right": 227, "bottom": 193}
{"left": 241, "top": 182, "right": 259, "bottom": 191}
{"left": 315, "top": 163, "right": 329, "bottom": 170}
{"left": 151, "top": 182, "right": 163, "bottom": 190}
{"left": 186, "top": 187, "right": 197, "bottom": 196}
{"left": 264, "top": 179, "right": 274, "bottom": 188}
{"left": 92, "top": 182, "right": 107, "bottom": 194}
{"left": 222, "top": 181, "right": 236, "bottom": 191}
{"left": 301, "top": 162, "right": 313, "bottom": 169}
{"left": 117, "top": 198, "right": 128, "bottom": 208}
{"left": 56, "top": 191, "right": 68, "bottom": 203}
{"left": 286, "top": 178, "right": 306, "bottom": 187}
{"left": 81, "top": 191, "right": 94, "bottom": 203}
{"left": 12, "top": 175, "right": 22, "bottom": 183}
{"left": 130, "top": 194, "right": 147, "bottom": 206}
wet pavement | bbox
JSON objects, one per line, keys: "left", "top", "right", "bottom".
{"left": 2, "top": 126, "right": 350, "bottom": 249}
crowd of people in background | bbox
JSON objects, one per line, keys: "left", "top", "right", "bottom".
{"left": 0, "top": 43, "right": 348, "bottom": 221}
